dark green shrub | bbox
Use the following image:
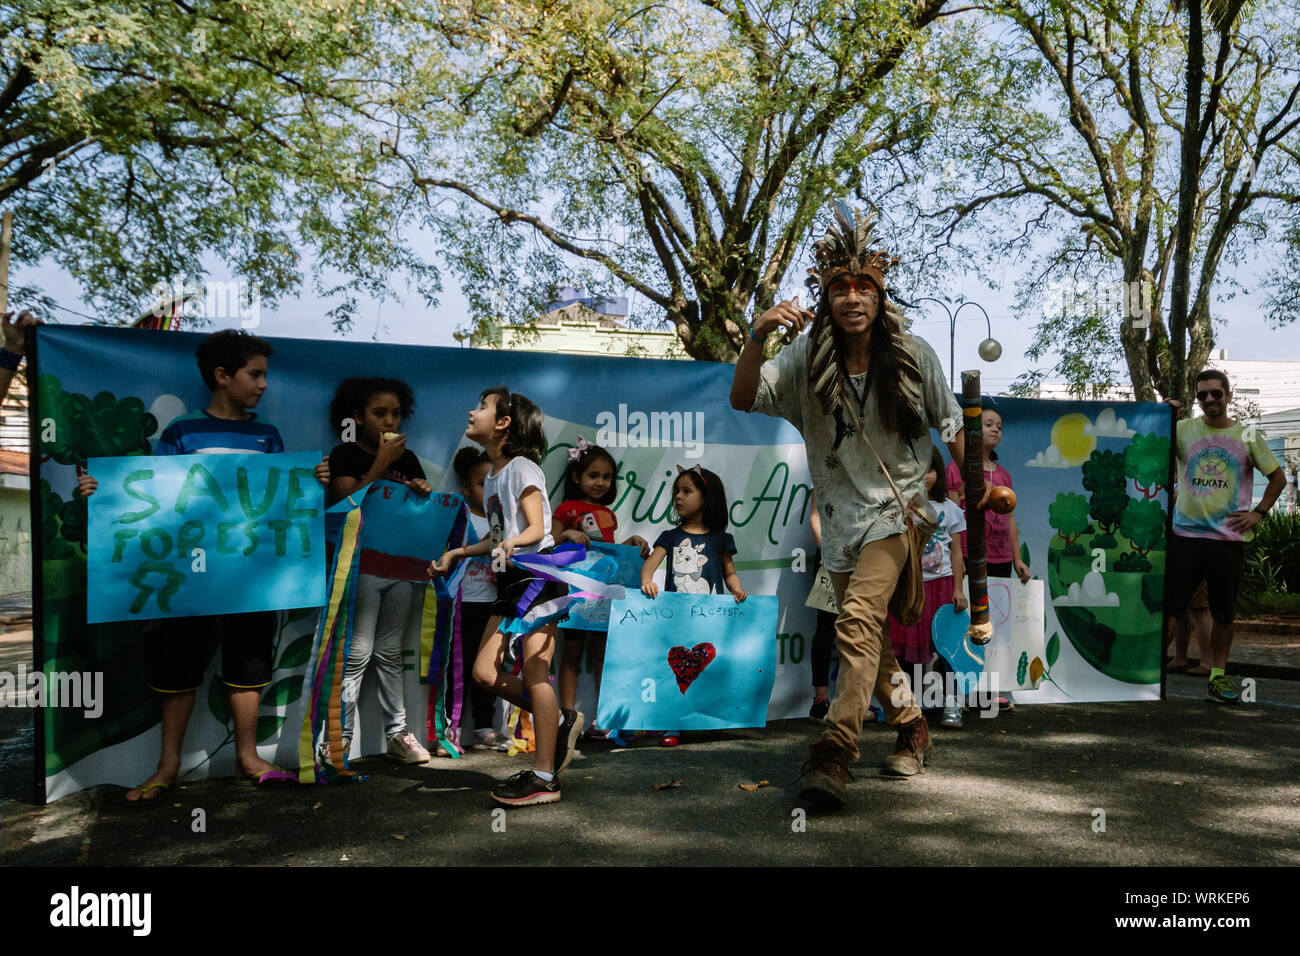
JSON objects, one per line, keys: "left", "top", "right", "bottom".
{"left": 1239, "top": 511, "right": 1300, "bottom": 616}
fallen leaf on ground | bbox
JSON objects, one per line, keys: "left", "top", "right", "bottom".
{"left": 653, "top": 780, "right": 683, "bottom": 790}
{"left": 737, "top": 780, "right": 770, "bottom": 792}
{"left": 392, "top": 834, "right": 405, "bottom": 840}
{"left": 312, "top": 802, "right": 323, "bottom": 810}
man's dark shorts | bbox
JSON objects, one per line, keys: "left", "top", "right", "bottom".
{"left": 1166, "top": 534, "right": 1244, "bottom": 625}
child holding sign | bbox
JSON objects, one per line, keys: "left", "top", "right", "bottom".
{"left": 640, "top": 464, "right": 746, "bottom": 747}
{"left": 431, "top": 388, "right": 577, "bottom": 807}
{"left": 325, "top": 377, "right": 433, "bottom": 765}
{"left": 78, "top": 330, "right": 329, "bottom": 803}
{"left": 552, "top": 438, "right": 649, "bottom": 739}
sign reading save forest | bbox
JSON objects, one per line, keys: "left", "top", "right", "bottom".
{"left": 86, "top": 452, "right": 326, "bottom": 623}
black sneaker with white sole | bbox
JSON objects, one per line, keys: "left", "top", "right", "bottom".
{"left": 491, "top": 769, "right": 561, "bottom": 807}
{"left": 555, "top": 708, "right": 585, "bottom": 774}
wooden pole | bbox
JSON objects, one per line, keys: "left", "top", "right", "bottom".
{"left": 0, "top": 211, "right": 12, "bottom": 317}
{"left": 961, "top": 370, "right": 991, "bottom": 644}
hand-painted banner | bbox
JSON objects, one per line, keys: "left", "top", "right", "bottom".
{"left": 566, "top": 542, "right": 645, "bottom": 630}
{"left": 597, "top": 592, "right": 778, "bottom": 730}
{"left": 86, "top": 452, "right": 325, "bottom": 623}
{"left": 331, "top": 479, "right": 466, "bottom": 581}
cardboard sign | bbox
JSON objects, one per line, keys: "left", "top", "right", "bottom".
{"left": 597, "top": 592, "right": 778, "bottom": 730}
{"left": 86, "top": 452, "right": 325, "bottom": 622}
{"left": 332, "top": 480, "right": 466, "bottom": 581}
{"left": 803, "top": 565, "right": 839, "bottom": 614}
{"left": 565, "top": 541, "right": 645, "bottom": 630}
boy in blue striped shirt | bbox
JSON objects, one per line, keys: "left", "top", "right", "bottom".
{"left": 79, "top": 330, "right": 329, "bottom": 803}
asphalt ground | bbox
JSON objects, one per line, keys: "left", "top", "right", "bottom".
{"left": 3, "top": 666, "right": 1297, "bottom": 869}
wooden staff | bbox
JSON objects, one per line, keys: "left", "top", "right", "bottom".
{"left": 961, "top": 370, "right": 994, "bottom": 645}
{"left": 0, "top": 211, "right": 11, "bottom": 317}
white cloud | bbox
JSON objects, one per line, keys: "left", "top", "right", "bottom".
{"left": 1025, "top": 445, "right": 1072, "bottom": 468}
{"left": 1052, "top": 571, "right": 1120, "bottom": 608}
{"left": 147, "top": 394, "right": 186, "bottom": 438}
{"left": 1083, "top": 408, "right": 1135, "bottom": 439}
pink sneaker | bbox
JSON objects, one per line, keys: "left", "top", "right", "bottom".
{"left": 387, "top": 731, "right": 431, "bottom": 764}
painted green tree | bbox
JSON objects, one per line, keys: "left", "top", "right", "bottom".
{"left": 1120, "top": 498, "right": 1166, "bottom": 557}
{"left": 1048, "top": 492, "right": 1093, "bottom": 554}
{"left": 1125, "top": 432, "right": 1171, "bottom": 499}
{"left": 38, "top": 480, "right": 77, "bottom": 560}
{"left": 1081, "top": 449, "right": 1129, "bottom": 546}
{"left": 37, "top": 375, "right": 157, "bottom": 550}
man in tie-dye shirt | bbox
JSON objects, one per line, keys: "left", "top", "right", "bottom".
{"left": 1169, "top": 369, "right": 1285, "bottom": 704}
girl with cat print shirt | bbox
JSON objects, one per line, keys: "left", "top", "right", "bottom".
{"left": 640, "top": 465, "right": 746, "bottom": 746}
{"left": 552, "top": 437, "right": 650, "bottom": 739}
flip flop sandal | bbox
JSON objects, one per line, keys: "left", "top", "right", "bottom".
{"left": 125, "top": 781, "right": 171, "bottom": 808}
{"left": 234, "top": 767, "right": 299, "bottom": 788}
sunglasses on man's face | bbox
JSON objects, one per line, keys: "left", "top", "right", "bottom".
{"left": 1196, "top": 388, "right": 1225, "bottom": 402}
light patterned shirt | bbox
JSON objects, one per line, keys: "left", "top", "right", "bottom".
{"left": 750, "top": 331, "right": 959, "bottom": 573}
{"left": 1174, "top": 417, "right": 1280, "bottom": 543}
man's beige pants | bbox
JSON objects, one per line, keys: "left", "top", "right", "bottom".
{"left": 825, "top": 532, "right": 921, "bottom": 761}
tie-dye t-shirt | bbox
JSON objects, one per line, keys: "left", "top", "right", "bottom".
{"left": 1174, "top": 417, "right": 1280, "bottom": 542}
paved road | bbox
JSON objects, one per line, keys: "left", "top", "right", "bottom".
{"left": 3, "top": 668, "right": 1297, "bottom": 867}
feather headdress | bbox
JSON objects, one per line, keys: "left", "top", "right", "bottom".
{"left": 807, "top": 201, "right": 900, "bottom": 300}
{"left": 803, "top": 203, "right": 923, "bottom": 438}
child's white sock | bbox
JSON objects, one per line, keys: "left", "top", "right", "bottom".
{"left": 534, "top": 769, "right": 555, "bottom": 782}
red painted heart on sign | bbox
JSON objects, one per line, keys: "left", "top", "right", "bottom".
{"left": 667, "top": 643, "right": 717, "bottom": 694}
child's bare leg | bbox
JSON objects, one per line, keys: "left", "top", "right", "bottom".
{"left": 230, "top": 687, "right": 278, "bottom": 777}
{"left": 558, "top": 637, "right": 583, "bottom": 711}
{"left": 521, "top": 626, "right": 559, "bottom": 773}
{"left": 473, "top": 629, "right": 529, "bottom": 708}
{"left": 125, "top": 691, "right": 193, "bottom": 801}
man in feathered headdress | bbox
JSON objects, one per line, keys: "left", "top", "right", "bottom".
{"left": 731, "top": 202, "right": 964, "bottom": 809}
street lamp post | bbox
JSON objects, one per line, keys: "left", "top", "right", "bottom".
{"left": 914, "top": 297, "right": 1002, "bottom": 389}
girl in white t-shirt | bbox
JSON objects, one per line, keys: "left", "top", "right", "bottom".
{"left": 431, "top": 387, "right": 578, "bottom": 808}
{"left": 886, "top": 448, "right": 968, "bottom": 723}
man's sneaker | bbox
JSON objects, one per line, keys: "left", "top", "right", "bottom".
{"left": 387, "top": 731, "right": 432, "bottom": 764}
{"left": 473, "top": 728, "right": 510, "bottom": 752}
{"left": 492, "top": 769, "right": 561, "bottom": 807}
{"left": 809, "top": 697, "right": 830, "bottom": 722}
{"left": 555, "top": 709, "right": 585, "bottom": 774}
{"left": 798, "top": 739, "right": 854, "bottom": 809}
{"left": 1207, "top": 675, "right": 1241, "bottom": 704}
{"left": 940, "top": 696, "right": 963, "bottom": 728}
{"left": 881, "top": 715, "right": 934, "bottom": 777}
